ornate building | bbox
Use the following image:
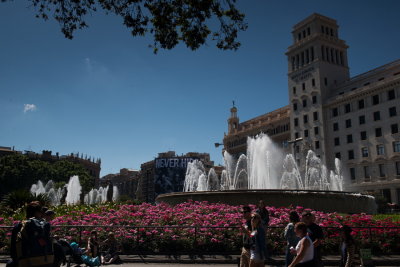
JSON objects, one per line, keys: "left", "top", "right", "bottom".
{"left": 222, "top": 13, "right": 400, "bottom": 204}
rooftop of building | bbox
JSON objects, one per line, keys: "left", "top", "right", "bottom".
{"left": 292, "top": 13, "right": 337, "bottom": 31}
{"left": 327, "top": 58, "right": 400, "bottom": 105}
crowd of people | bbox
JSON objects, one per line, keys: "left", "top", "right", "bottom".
{"left": 240, "top": 200, "right": 355, "bottom": 267}
{"left": 8, "top": 201, "right": 121, "bottom": 267}
{"left": 7, "top": 200, "right": 357, "bottom": 267}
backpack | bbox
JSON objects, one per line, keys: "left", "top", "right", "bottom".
{"left": 15, "top": 218, "right": 54, "bottom": 267}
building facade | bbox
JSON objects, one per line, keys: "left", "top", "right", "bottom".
{"left": 136, "top": 151, "right": 217, "bottom": 203}
{"left": 222, "top": 13, "right": 400, "bottom": 204}
{"left": 101, "top": 168, "right": 140, "bottom": 200}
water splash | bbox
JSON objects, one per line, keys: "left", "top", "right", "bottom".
{"left": 184, "top": 133, "right": 344, "bottom": 192}
{"left": 65, "top": 175, "right": 81, "bottom": 205}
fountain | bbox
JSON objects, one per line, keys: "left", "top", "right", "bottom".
{"left": 156, "top": 133, "right": 377, "bottom": 214}
{"left": 30, "top": 176, "right": 120, "bottom": 206}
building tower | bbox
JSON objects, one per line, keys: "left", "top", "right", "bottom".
{"left": 286, "top": 13, "right": 350, "bottom": 167}
{"left": 228, "top": 102, "right": 239, "bottom": 134}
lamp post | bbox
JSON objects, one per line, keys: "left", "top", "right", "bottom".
{"left": 214, "top": 143, "right": 224, "bottom": 148}
{"left": 287, "top": 137, "right": 303, "bottom": 162}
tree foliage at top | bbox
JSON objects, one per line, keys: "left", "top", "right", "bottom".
{"left": 0, "top": 154, "right": 93, "bottom": 197}
{"left": 3, "top": 0, "right": 247, "bottom": 53}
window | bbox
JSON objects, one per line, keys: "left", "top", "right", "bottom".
{"left": 294, "top": 118, "right": 299, "bottom": 127}
{"left": 392, "top": 124, "right": 399, "bottom": 134}
{"left": 375, "top": 128, "right": 382, "bottom": 137}
{"left": 346, "top": 119, "right": 352, "bottom": 128}
{"left": 373, "top": 111, "right": 380, "bottom": 121}
{"left": 345, "top": 104, "right": 351, "bottom": 113}
{"left": 348, "top": 150, "right": 355, "bottom": 160}
{"left": 314, "top": 127, "right": 319, "bottom": 135}
{"left": 388, "top": 89, "right": 395, "bottom": 100}
{"left": 324, "top": 77, "right": 328, "bottom": 86}
{"left": 295, "top": 132, "right": 299, "bottom": 139}
{"left": 332, "top": 108, "right": 338, "bottom": 117}
{"left": 293, "top": 103, "right": 297, "bottom": 111}
{"left": 372, "top": 94, "right": 380, "bottom": 105}
{"left": 393, "top": 141, "right": 400, "bottom": 153}
{"left": 335, "top": 152, "right": 341, "bottom": 159}
{"left": 364, "top": 166, "right": 370, "bottom": 179}
{"left": 307, "top": 27, "right": 310, "bottom": 35}
{"left": 377, "top": 144, "right": 385, "bottom": 155}
{"left": 358, "top": 99, "right": 365, "bottom": 109}
{"left": 396, "top": 162, "right": 400, "bottom": 175}
{"left": 362, "top": 147, "right": 369, "bottom": 157}
{"left": 302, "top": 83, "right": 306, "bottom": 91}
{"left": 389, "top": 107, "right": 397, "bottom": 117}
{"left": 315, "top": 141, "right": 320, "bottom": 149}
{"left": 333, "top": 122, "right": 339, "bottom": 131}
{"left": 334, "top": 137, "right": 340, "bottom": 146}
{"left": 302, "top": 99, "right": 307, "bottom": 108}
{"left": 304, "top": 129, "right": 309, "bottom": 138}
{"left": 359, "top": 115, "right": 366, "bottom": 125}
{"left": 293, "top": 87, "right": 296, "bottom": 94}
{"left": 303, "top": 115, "right": 308, "bottom": 124}
{"left": 379, "top": 164, "right": 385, "bottom": 177}
{"left": 312, "top": 95, "right": 317, "bottom": 104}
{"left": 360, "top": 131, "right": 367, "bottom": 140}
{"left": 313, "top": 112, "right": 318, "bottom": 121}
{"left": 312, "top": 79, "right": 315, "bottom": 87}
{"left": 347, "top": 134, "right": 353, "bottom": 143}
{"left": 350, "top": 168, "right": 356, "bottom": 181}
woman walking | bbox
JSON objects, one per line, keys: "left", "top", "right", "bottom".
{"left": 288, "top": 222, "right": 314, "bottom": 267}
{"left": 284, "top": 211, "right": 301, "bottom": 267}
{"left": 249, "top": 213, "right": 266, "bottom": 267}
{"left": 340, "top": 225, "right": 355, "bottom": 267}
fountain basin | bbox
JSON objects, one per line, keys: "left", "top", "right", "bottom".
{"left": 156, "top": 189, "right": 377, "bottom": 214}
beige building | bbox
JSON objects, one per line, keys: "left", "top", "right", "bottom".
{"left": 223, "top": 13, "right": 400, "bottom": 204}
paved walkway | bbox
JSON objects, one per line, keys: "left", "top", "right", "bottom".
{"left": 1, "top": 254, "right": 400, "bottom": 266}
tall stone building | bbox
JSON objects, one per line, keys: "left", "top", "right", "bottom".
{"left": 222, "top": 13, "right": 400, "bottom": 204}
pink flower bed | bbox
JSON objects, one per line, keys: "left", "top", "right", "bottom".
{"left": 1, "top": 201, "right": 399, "bottom": 254}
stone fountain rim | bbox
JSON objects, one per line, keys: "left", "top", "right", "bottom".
{"left": 157, "top": 189, "right": 373, "bottom": 198}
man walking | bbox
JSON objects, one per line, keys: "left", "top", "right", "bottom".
{"left": 302, "top": 211, "right": 324, "bottom": 267}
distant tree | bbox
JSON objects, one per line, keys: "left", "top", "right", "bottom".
{"left": 0, "top": 154, "right": 93, "bottom": 197}
{"left": 2, "top": 0, "right": 247, "bottom": 53}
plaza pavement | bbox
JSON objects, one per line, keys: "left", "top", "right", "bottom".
{"left": 1, "top": 254, "right": 400, "bottom": 266}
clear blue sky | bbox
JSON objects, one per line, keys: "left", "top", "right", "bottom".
{"left": 1, "top": 1, "right": 400, "bottom": 176}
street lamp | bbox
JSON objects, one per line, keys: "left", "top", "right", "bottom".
{"left": 214, "top": 143, "right": 224, "bottom": 148}
{"left": 287, "top": 137, "right": 303, "bottom": 162}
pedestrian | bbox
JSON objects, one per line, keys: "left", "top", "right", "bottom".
{"left": 288, "top": 222, "right": 314, "bottom": 267}
{"left": 285, "top": 211, "right": 301, "bottom": 267}
{"left": 302, "top": 212, "right": 324, "bottom": 267}
{"left": 249, "top": 213, "right": 266, "bottom": 267}
{"left": 88, "top": 230, "right": 100, "bottom": 258}
{"left": 240, "top": 206, "right": 253, "bottom": 267}
{"left": 339, "top": 225, "right": 355, "bottom": 267}
{"left": 101, "top": 232, "right": 120, "bottom": 265}
{"left": 255, "top": 200, "right": 270, "bottom": 226}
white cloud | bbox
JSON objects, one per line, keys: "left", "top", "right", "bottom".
{"left": 23, "top": 104, "right": 37, "bottom": 113}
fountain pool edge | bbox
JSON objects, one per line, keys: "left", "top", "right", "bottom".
{"left": 156, "top": 189, "right": 377, "bottom": 214}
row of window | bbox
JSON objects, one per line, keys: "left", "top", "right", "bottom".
{"left": 296, "top": 25, "right": 336, "bottom": 42}
{"left": 291, "top": 47, "right": 315, "bottom": 70}
{"left": 331, "top": 89, "right": 397, "bottom": 117}
{"left": 335, "top": 141, "right": 400, "bottom": 161}
{"left": 321, "top": 45, "right": 345, "bottom": 66}
{"left": 294, "top": 111, "right": 319, "bottom": 126}
{"left": 332, "top": 107, "right": 398, "bottom": 131}
{"left": 293, "top": 95, "right": 320, "bottom": 111}
{"left": 334, "top": 123, "right": 399, "bottom": 145}
{"left": 293, "top": 79, "right": 320, "bottom": 95}
{"left": 349, "top": 161, "right": 400, "bottom": 181}
{"left": 294, "top": 126, "right": 320, "bottom": 140}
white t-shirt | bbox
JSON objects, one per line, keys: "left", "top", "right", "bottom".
{"left": 295, "top": 236, "right": 314, "bottom": 263}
